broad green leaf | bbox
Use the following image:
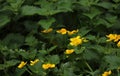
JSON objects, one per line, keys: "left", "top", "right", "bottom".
{"left": 25, "top": 35, "right": 38, "bottom": 47}
{"left": 48, "top": 55, "right": 60, "bottom": 64}
{"left": 0, "top": 15, "right": 10, "bottom": 28}
{"left": 105, "top": 14, "right": 117, "bottom": 23}
{"left": 63, "top": 68, "right": 75, "bottom": 76}
{"left": 96, "top": 2, "right": 113, "bottom": 9}
{"left": 38, "top": 18, "right": 55, "bottom": 29}
{"left": 3, "top": 34, "right": 24, "bottom": 48}
{"left": 94, "top": 18, "right": 113, "bottom": 28}
{"left": 15, "top": 68, "right": 26, "bottom": 76}
{"left": 83, "top": 7, "right": 102, "bottom": 19}
{"left": 83, "top": 49, "right": 99, "bottom": 60}
{"left": 5, "top": 60, "right": 20, "bottom": 67}
{"left": 21, "top": 5, "right": 41, "bottom": 15}
{"left": 104, "top": 56, "right": 120, "bottom": 70}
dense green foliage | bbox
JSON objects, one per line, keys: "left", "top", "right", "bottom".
{"left": 0, "top": 0, "right": 120, "bottom": 76}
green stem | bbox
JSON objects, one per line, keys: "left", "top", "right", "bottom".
{"left": 85, "top": 61, "right": 93, "bottom": 72}
{"left": 26, "top": 69, "right": 33, "bottom": 75}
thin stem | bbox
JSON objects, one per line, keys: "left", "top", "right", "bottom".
{"left": 85, "top": 61, "right": 93, "bottom": 72}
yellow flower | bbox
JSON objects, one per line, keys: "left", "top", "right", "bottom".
{"left": 67, "top": 29, "right": 78, "bottom": 35}
{"left": 56, "top": 28, "right": 67, "bottom": 34}
{"left": 42, "top": 63, "right": 55, "bottom": 70}
{"left": 117, "top": 41, "right": 120, "bottom": 47}
{"left": 102, "top": 70, "right": 111, "bottom": 76}
{"left": 18, "top": 61, "right": 27, "bottom": 69}
{"left": 30, "top": 59, "right": 40, "bottom": 66}
{"left": 115, "top": 35, "right": 120, "bottom": 42}
{"left": 70, "top": 36, "right": 82, "bottom": 46}
{"left": 41, "top": 28, "right": 53, "bottom": 33}
{"left": 65, "top": 49, "right": 74, "bottom": 54}
{"left": 106, "top": 34, "right": 118, "bottom": 42}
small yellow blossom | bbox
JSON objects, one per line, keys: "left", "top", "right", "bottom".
{"left": 67, "top": 29, "right": 78, "bottom": 35}
{"left": 117, "top": 41, "right": 120, "bottom": 47}
{"left": 56, "top": 28, "right": 67, "bottom": 34}
{"left": 115, "top": 35, "right": 120, "bottom": 42}
{"left": 102, "top": 70, "right": 111, "bottom": 76}
{"left": 70, "top": 36, "right": 82, "bottom": 46}
{"left": 18, "top": 61, "right": 27, "bottom": 69}
{"left": 41, "top": 28, "right": 53, "bottom": 33}
{"left": 30, "top": 59, "right": 40, "bottom": 66}
{"left": 106, "top": 34, "right": 118, "bottom": 42}
{"left": 42, "top": 63, "right": 55, "bottom": 70}
{"left": 65, "top": 49, "right": 74, "bottom": 54}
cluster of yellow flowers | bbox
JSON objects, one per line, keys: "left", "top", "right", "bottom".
{"left": 106, "top": 34, "right": 120, "bottom": 47}
{"left": 64, "top": 36, "right": 88, "bottom": 55}
{"left": 56, "top": 28, "right": 78, "bottom": 35}
{"left": 17, "top": 59, "right": 40, "bottom": 69}
{"left": 102, "top": 70, "right": 111, "bottom": 76}
{"left": 42, "top": 63, "right": 55, "bottom": 70}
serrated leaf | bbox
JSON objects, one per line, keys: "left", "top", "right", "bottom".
{"left": 0, "top": 15, "right": 10, "bottom": 28}
{"left": 38, "top": 18, "right": 55, "bottom": 29}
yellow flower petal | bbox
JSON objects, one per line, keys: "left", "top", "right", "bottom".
{"left": 56, "top": 28, "right": 67, "bottom": 34}
{"left": 18, "top": 61, "right": 27, "bottom": 69}
{"left": 65, "top": 49, "right": 74, "bottom": 54}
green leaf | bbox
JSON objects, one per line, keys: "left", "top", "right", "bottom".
{"left": 96, "top": 2, "right": 113, "bottom": 9}
{"left": 25, "top": 35, "right": 38, "bottom": 47}
{"left": 38, "top": 18, "right": 55, "bottom": 29}
{"left": 0, "top": 15, "right": 10, "bottom": 28}
{"left": 48, "top": 55, "right": 60, "bottom": 64}
{"left": 83, "top": 7, "right": 102, "bottom": 19}
{"left": 28, "top": 50, "right": 37, "bottom": 59}
{"left": 3, "top": 33, "right": 24, "bottom": 48}
{"left": 5, "top": 60, "right": 20, "bottom": 67}
{"left": 83, "top": 50, "right": 99, "bottom": 60}
{"left": 21, "top": 5, "right": 41, "bottom": 15}
{"left": 0, "top": 64, "right": 6, "bottom": 70}
{"left": 75, "top": 47, "right": 85, "bottom": 54}
{"left": 104, "top": 56, "right": 120, "bottom": 70}
{"left": 47, "top": 46, "right": 57, "bottom": 53}
{"left": 15, "top": 68, "right": 26, "bottom": 76}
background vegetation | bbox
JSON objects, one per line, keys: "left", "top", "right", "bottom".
{"left": 0, "top": 0, "right": 120, "bottom": 76}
